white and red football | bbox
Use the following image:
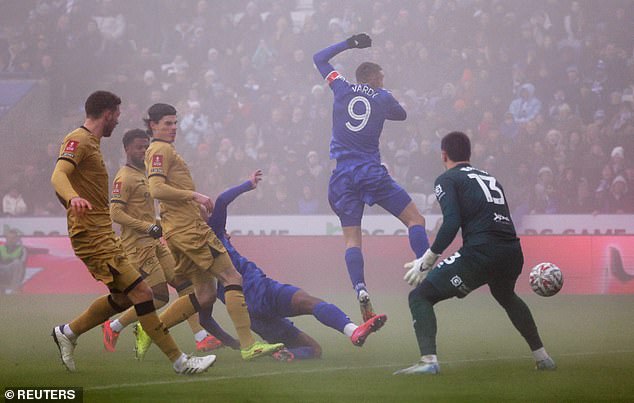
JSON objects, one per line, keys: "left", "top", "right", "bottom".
{"left": 529, "top": 262, "right": 564, "bottom": 297}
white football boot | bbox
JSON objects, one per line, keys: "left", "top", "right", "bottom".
{"left": 173, "top": 354, "right": 217, "bottom": 375}
{"left": 51, "top": 325, "right": 77, "bottom": 372}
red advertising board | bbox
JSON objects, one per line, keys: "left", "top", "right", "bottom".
{"left": 13, "top": 236, "right": 634, "bottom": 295}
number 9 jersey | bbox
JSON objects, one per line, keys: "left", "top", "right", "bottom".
{"left": 431, "top": 163, "right": 518, "bottom": 254}
{"left": 326, "top": 71, "right": 406, "bottom": 162}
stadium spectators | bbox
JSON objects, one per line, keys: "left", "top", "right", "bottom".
{"left": 2, "top": 185, "right": 28, "bottom": 217}
{"left": 1, "top": 0, "right": 633, "bottom": 215}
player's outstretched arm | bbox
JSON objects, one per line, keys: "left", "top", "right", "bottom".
{"left": 313, "top": 33, "right": 372, "bottom": 79}
{"left": 207, "top": 169, "right": 262, "bottom": 235}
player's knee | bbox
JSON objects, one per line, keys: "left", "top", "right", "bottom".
{"left": 197, "top": 293, "right": 217, "bottom": 310}
{"left": 409, "top": 281, "right": 442, "bottom": 306}
{"left": 293, "top": 291, "right": 322, "bottom": 314}
{"left": 126, "top": 280, "right": 154, "bottom": 304}
{"left": 152, "top": 289, "right": 170, "bottom": 309}
{"left": 492, "top": 288, "right": 518, "bottom": 308}
{"left": 152, "top": 282, "right": 169, "bottom": 297}
{"left": 399, "top": 202, "right": 425, "bottom": 227}
{"left": 172, "top": 278, "right": 194, "bottom": 296}
{"left": 408, "top": 288, "right": 423, "bottom": 307}
{"left": 108, "top": 293, "right": 132, "bottom": 312}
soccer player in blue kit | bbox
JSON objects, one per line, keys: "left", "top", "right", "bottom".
{"left": 205, "top": 170, "right": 387, "bottom": 360}
{"left": 313, "top": 33, "right": 430, "bottom": 320}
{"left": 135, "top": 170, "right": 388, "bottom": 361}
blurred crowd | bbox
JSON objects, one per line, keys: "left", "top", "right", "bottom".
{"left": 1, "top": 0, "right": 633, "bottom": 217}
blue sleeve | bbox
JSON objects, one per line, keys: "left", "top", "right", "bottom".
{"left": 207, "top": 180, "right": 254, "bottom": 235}
{"left": 430, "top": 176, "right": 461, "bottom": 254}
{"left": 383, "top": 92, "right": 407, "bottom": 121}
{"left": 313, "top": 40, "right": 349, "bottom": 79}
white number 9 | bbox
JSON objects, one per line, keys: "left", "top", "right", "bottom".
{"left": 345, "top": 96, "right": 371, "bottom": 132}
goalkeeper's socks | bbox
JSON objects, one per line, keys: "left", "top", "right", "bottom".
{"left": 110, "top": 319, "right": 124, "bottom": 333}
{"left": 345, "top": 247, "right": 365, "bottom": 288}
{"left": 409, "top": 292, "right": 437, "bottom": 356}
{"left": 312, "top": 301, "right": 352, "bottom": 333}
{"left": 532, "top": 347, "right": 549, "bottom": 361}
{"left": 408, "top": 225, "right": 429, "bottom": 258}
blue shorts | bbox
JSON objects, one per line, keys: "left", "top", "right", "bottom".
{"left": 246, "top": 277, "right": 299, "bottom": 319}
{"left": 328, "top": 161, "right": 411, "bottom": 227}
{"left": 245, "top": 278, "right": 301, "bottom": 344}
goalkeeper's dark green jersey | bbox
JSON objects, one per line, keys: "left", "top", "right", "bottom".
{"left": 431, "top": 163, "right": 518, "bottom": 254}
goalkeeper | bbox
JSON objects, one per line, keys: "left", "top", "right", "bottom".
{"left": 396, "top": 131, "right": 556, "bottom": 375}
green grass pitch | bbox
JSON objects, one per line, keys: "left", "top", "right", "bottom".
{"left": 1, "top": 293, "right": 633, "bottom": 402}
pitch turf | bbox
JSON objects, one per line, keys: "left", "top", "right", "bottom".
{"left": 1, "top": 293, "right": 633, "bottom": 402}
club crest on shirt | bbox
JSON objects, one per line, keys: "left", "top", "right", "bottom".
{"left": 112, "top": 181, "right": 122, "bottom": 197}
{"left": 435, "top": 184, "right": 445, "bottom": 201}
{"left": 64, "top": 140, "right": 79, "bottom": 151}
{"left": 150, "top": 154, "right": 164, "bottom": 174}
{"left": 152, "top": 155, "right": 163, "bottom": 167}
{"left": 61, "top": 140, "right": 79, "bottom": 158}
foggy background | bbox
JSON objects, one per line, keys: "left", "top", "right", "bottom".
{"left": 0, "top": 0, "right": 633, "bottom": 219}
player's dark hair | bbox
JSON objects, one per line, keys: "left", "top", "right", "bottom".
{"left": 85, "top": 90, "right": 121, "bottom": 118}
{"left": 144, "top": 103, "right": 177, "bottom": 127}
{"left": 441, "top": 131, "right": 471, "bottom": 162}
{"left": 355, "top": 62, "right": 382, "bottom": 84}
{"left": 122, "top": 129, "right": 150, "bottom": 150}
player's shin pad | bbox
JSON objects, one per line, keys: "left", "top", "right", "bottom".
{"left": 224, "top": 288, "right": 255, "bottom": 349}
{"left": 159, "top": 294, "right": 198, "bottom": 329}
{"left": 69, "top": 295, "right": 120, "bottom": 335}
{"left": 136, "top": 302, "right": 181, "bottom": 362}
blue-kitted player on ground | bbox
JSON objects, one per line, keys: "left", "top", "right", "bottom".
{"left": 313, "top": 33, "right": 430, "bottom": 320}
{"left": 208, "top": 170, "right": 387, "bottom": 360}
{"left": 135, "top": 170, "right": 387, "bottom": 361}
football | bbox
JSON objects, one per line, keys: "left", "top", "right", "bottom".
{"left": 529, "top": 262, "right": 564, "bottom": 297}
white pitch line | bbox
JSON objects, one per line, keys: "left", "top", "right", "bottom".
{"left": 85, "top": 349, "right": 634, "bottom": 392}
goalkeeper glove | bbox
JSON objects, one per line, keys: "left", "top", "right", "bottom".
{"left": 346, "top": 33, "right": 372, "bottom": 49}
{"left": 403, "top": 249, "right": 440, "bottom": 286}
{"left": 147, "top": 224, "right": 163, "bottom": 239}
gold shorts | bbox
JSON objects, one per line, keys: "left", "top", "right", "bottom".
{"left": 72, "top": 232, "right": 141, "bottom": 293}
{"left": 166, "top": 225, "right": 233, "bottom": 287}
{"left": 127, "top": 242, "right": 177, "bottom": 288}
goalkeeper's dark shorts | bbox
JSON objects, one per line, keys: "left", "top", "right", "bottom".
{"left": 425, "top": 240, "right": 524, "bottom": 299}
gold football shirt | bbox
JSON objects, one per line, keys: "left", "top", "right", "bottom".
{"left": 110, "top": 164, "right": 157, "bottom": 251}
{"left": 51, "top": 126, "right": 124, "bottom": 260}
{"left": 145, "top": 139, "right": 203, "bottom": 236}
